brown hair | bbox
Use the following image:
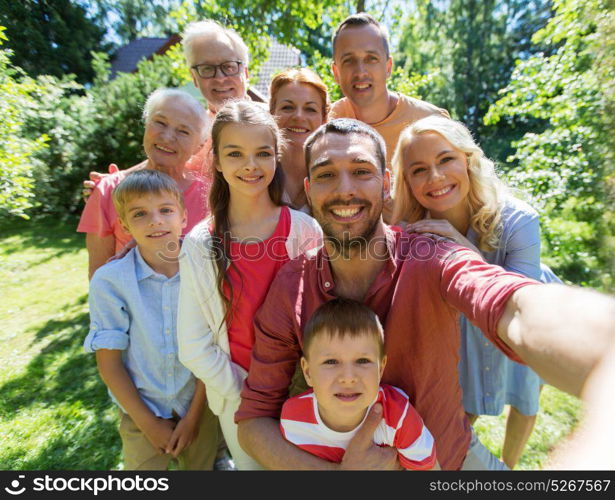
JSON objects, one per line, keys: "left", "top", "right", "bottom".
{"left": 303, "top": 298, "right": 385, "bottom": 359}
{"left": 332, "top": 13, "right": 390, "bottom": 58}
{"left": 269, "top": 67, "right": 330, "bottom": 121}
{"left": 209, "top": 99, "right": 285, "bottom": 319}
{"left": 112, "top": 169, "right": 184, "bottom": 221}
{"left": 304, "top": 118, "right": 387, "bottom": 178}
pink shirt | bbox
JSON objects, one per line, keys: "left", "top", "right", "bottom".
{"left": 77, "top": 169, "right": 209, "bottom": 252}
{"left": 224, "top": 206, "right": 291, "bottom": 371}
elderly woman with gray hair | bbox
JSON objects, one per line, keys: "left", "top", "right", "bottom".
{"left": 78, "top": 88, "right": 210, "bottom": 279}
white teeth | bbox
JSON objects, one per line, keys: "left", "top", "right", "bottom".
{"left": 149, "top": 231, "right": 167, "bottom": 237}
{"left": 429, "top": 186, "right": 454, "bottom": 197}
{"left": 332, "top": 207, "right": 360, "bottom": 217}
{"left": 288, "top": 127, "right": 308, "bottom": 133}
{"left": 156, "top": 145, "right": 174, "bottom": 153}
{"left": 240, "top": 176, "right": 262, "bottom": 182}
{"left": 355, "top": 83, "right": 370, "bottom": 89}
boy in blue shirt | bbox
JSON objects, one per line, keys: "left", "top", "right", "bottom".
{"left": 84, "top": 169, "right": 219, "bottom": 470}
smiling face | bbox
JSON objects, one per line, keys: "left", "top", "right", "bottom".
{"left": 332, "top": 23, "right": 392, "bottom": 110}
{"left": 189, "top": 35, "right": 249, "bottom": 112}
{"left": 305, "top": 132, "right": 389, "bottom": 252}
{"left": 301, "top": 331, "right": 386, "bottom": 432}
{"left": 402, "top": 131, "right": 470, "bottom": 220}
{"left": 215, "top": 123, "right": 277, "bottom": 199}
{"left": 143, "top": 97, "right": 205, "bottom": 172}
{"left": 120, "top": 191, "right": 187, "bottom": 258}
{"left": 272, "top": 81, "right": 325, "bottom": 147}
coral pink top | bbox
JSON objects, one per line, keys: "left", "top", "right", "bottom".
{"left": 223, "top": 206, "right": 291, "bottom": 371}
{"left": 78, "top": 169, "right": 209, "bottom": 252}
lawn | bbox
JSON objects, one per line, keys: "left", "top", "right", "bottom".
{"left": 0, "top": 217, "right": 581, "bottom": 470}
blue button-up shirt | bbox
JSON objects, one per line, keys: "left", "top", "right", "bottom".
{"left": 84, "top": 247, "right": 195, "bottom": 418}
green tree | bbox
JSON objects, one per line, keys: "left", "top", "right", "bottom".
{"left": 21, "top": 47, "right": 189, "bottom": 216}
{"left": 0, "top": 27, "right": 49, "bottom": 219}
{"left": 90, "top": 0, "right": 184, "bottom": 43}
{"left": 0, "top": 0, "right": 107, "bottom": 83}
{"left": 485, "top": 0, "right": 614, "bottom": 289}
{"left": 397, "top": 0, "right": 552, "bottom": 146}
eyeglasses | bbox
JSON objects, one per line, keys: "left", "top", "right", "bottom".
{"left": 191, "top": 60, "right": 243, "bottom": 79}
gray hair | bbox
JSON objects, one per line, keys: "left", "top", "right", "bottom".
{"left": 182, "top": 20, "right": 250, "bottom": 67}
{"left": 143, "top": 88, "right": 209, "bottom": 141}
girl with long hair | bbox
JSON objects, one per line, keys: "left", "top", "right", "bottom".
{"left": 176, "top": 100, "right": 322, "bottom": 469}
{"left": 392, "top": 115, "right": 560, "bottom": 469}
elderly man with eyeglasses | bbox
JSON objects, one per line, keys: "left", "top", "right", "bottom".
{"left": 183, "top": 20, "right": 265, "bottom": 116}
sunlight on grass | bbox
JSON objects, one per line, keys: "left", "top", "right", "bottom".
{"left": 473, "top": 386, "right": 581, "bottom": 470}
{"left": 0, "top": 218, "right": 121, "bottom": 470}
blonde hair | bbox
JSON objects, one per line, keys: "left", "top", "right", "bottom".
{"left": 112, "top": 169, "right": 185, "bottom": 222}
{"left": 392, "top": 115, "right": 506, "bottom": 252}
{"left": 182, "top": 20, "right": 249, "bottom": 67}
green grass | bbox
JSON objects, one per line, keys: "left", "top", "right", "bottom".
{"left": 0, "top": 217, "right": 581, "bottom": 470}
{"left": 0, "top": 217, "right": 121, "bottom": 470}
{"left": 474, "top": 386, "right": 581, "bottom": 469}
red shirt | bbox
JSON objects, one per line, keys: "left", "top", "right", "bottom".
{"left": 236, "top": 226, "right": 537, "bottom": 470}
{"left": 224, "top": 206, "right": 291, "bottom": 371}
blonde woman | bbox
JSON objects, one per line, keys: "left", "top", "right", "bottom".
{"left": 392, "top": 115, "right": 560, "bottom": 469}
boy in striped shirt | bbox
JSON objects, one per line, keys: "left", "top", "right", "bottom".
{"left": 280, "top": 299, "right": 438, "bottom": 470}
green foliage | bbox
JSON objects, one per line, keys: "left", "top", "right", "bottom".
{"left": 397, "top": 0, "right": 551, "bottom": 148}
{"left": 21, "top": 47, "right": 191, "bottom": 217}
{"left": 485, "top": 0, "right": 614, "bottom": 289}
{"left": 0, "top": 27, "right": 48, "bottom": 219}
{"left": 89, "top": 0, "right": 184, "bottom": 43}
{"left": 0, "top": 0, "right": 107, "bottom": 83}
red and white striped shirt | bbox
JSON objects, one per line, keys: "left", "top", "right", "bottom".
{"left": 280, "top": 384, "right": 436, "bottom": 470}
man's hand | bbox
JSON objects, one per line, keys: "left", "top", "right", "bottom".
{"left": 82, "top": 163, "right": 119, "bottom": 201}
{"left": 340, "top": 403, "right": 403, "bottom": 470}
{"left": 166, "top": 414, "right": 200, "bottom": 458}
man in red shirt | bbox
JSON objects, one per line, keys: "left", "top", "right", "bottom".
{"left": 235, "top": 118, "right": 615, "bottom": 470}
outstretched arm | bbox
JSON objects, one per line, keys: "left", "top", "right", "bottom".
{"left": 497, "top": 284, "right": 615, "bottom": 397}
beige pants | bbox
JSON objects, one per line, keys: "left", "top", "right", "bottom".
{"left": 119, "top": 404, "right": 220, "bottom": 470}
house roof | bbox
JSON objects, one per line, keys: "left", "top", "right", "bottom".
{"left": 110, "top": 36, "right": 180, "bottom": 79}
{"left": 254, "top": 40, "right": 302, "bottom": 96}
